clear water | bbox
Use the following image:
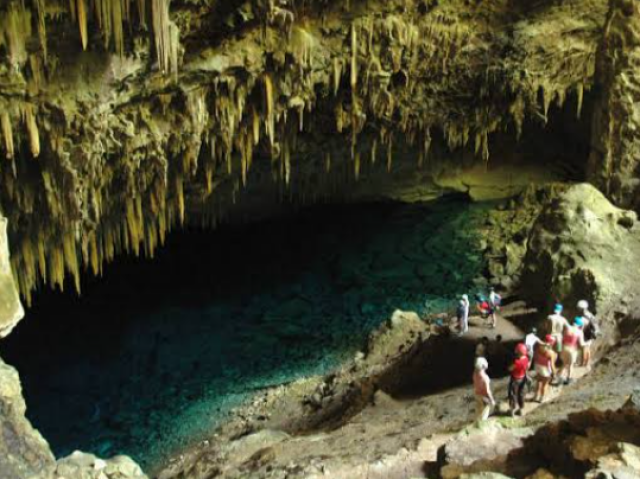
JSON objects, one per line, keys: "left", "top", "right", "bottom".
{"left": 0, "top": 197, "right": 491, "bottom": 469}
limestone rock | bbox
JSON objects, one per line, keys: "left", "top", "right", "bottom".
{"left": 0, "top": 355, "right": 56, "bottom": 479}
{"left": 0, "top": 215, "right": 24, "bottom": 338}
{"left": 54, "top": 451, "right": 148, "bottom": 479}
{"left": 439, "top": 422, "right": 533, "bottom": 479}
{"left": 522, "top": 183, "right": 640, "bottom": 329}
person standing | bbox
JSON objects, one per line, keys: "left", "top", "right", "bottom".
{"left": 559, "top": 317, "right": 585, "bottom": 385}
{"left": 546, "top": 304, "right": 568, "bottom": 354}
{"left": 473, "top": 357, "right": 495, "bottom": 421}
{"left": 577, "top": 300, "right": 599, "bottom": 368}
{"left": 457, "top": 294, "right": 470, "bottom": 335}
{"left": 534, "top": 335, "right": 558, "bottom": 403}
{"left": 524, "top": 327, "right": 543, "bottom": 365}
{"left": 508, "top": 343, "right": 529, "bottom": 416}
{"left": 488, "top": 287, "right": 501, "bottom": 329}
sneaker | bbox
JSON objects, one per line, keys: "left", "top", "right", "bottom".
{"left": 515, "top": 410, "right": 523, "bottom": 416}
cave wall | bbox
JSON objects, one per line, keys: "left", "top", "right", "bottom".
{"left": 0, "top": 214, "right": 24, "bottom": 337}
{"left": 588, "top": 0, "right": 640, "bottom": 210}
{"left": 0, "top": 0, "right": 610, "bottom": 301}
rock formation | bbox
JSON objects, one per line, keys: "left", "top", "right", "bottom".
{"left": 0, "top": 215, "right": 148, "bottom": 478}
{"left": 0, "top": 0, "right": 606, "bottom": 303}
{"left": 0, "top": 213, "right": 24, "bottom": 337}
{"left": 522, "top": 183, "right": 640, "bottom": 349}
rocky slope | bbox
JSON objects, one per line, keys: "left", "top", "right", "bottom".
{"left": 0, "top": 0, "right": 607, "bottom": 302}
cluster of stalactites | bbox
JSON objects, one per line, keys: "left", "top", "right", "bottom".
{"left": 2, "top": 3, "right": 597, "bottom": 302}
{"left": 0, "top": 0, "right": 178, "bottom": 73}
{"left": 0, "top": 103, "right": 41, "bottom": 160}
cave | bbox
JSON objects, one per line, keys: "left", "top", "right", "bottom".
{"left": 0, "top": 92, "right": 592, "bottom": 471}
{"left": 2, "top": 0, "right": 640, "bottom": 478}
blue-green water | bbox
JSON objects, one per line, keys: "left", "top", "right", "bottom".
{"left": 0, "top": 198, "right": 491, "bottom": 468}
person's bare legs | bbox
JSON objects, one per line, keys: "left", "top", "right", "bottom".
{"left": 582, "top": 345, "right": 591, "bottom": 368}
{"left": 540, "top": 377, "right": 550, "bottom": 401}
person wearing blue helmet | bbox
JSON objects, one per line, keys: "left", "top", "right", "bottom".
{"left": 558, "top": 316, "right": 585, "bottom": 385}
{"left": 546, "top": 304, "right": 568, "bottom": 353}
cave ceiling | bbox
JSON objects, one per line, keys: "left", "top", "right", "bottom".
{"left": 0, "top": 0, "right": 608, "bottom": 301}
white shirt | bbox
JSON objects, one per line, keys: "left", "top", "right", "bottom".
{"left": 525, "top": 333, "right": 542, "bottom": 353}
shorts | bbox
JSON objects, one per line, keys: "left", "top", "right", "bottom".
{"left": 561, "top": 347, "right": 578, "bottom": 366}
{"left": 535, "top": 364, "right": 552, "bottom": 378}
{"left": 551, "top": 333, "right": 563, "bottom": 352}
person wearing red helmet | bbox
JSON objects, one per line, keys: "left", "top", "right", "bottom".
{"left": 508, "top": 343, "right": 530, "bottom": 416}
{"left": 534, "top": 335, "right": 558, "bottom": 403}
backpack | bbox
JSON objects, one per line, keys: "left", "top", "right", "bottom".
{"left": 584, "top": 320, "right": 598, "bottom": 341}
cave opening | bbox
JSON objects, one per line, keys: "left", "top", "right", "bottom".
{"left": 0, "top": 90, "right": 596, "bottom": 470}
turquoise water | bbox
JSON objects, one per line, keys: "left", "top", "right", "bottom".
{"left": 0, "top": 198, "right": 490, "bottom": 468}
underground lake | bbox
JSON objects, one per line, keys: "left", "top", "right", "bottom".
{"left": 0, "top": 196, "right": 492, "bottom": 469}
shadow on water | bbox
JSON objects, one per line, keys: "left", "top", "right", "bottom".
{"left": 0, "top": 196, "right": 492, "bottom": 468}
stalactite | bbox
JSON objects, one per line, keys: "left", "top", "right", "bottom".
{"left": 351, "top": 24, "right": 358, "bottom": 91}
{"left": 387, "top": 136, "right": 393, "bottom": 172}
{"left": 354, "top": 151, "right": 360, "bottom": 180}
{"left": 22, "top": 104, "right": 40, "bottom": 157}
{"left": 152, "top": 0, "right": 179, "bottom": 75}
{"left": 34, "top": 0, "right": 47, "bottom": 61}
{"left": 77, "top": 0, "right": 89, "bottom": 50}
{"left": 576, "top": 83, "right": 584, "bottom": 118}
{"left": 1, "top": 112, "right": 14, "bottom": 159}
{"left": 264, "top": 74, "right": 275, "bottom": 147}
{"left": 333, "top": 58, "right": 342, "bottom": 96}
{"left": 371, "top": 138, "right": 377, "bottom": 164}
{"left": 252, "top": 107, "right": 260, "bottom": 146}
{"left": 176, "top": 175, "right": 184, "bottom": 225}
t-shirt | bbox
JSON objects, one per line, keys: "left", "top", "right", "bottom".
{"left": 547, "top": 313, "right": 568, "bottom": 335}
{"left": 473, "top": 370, "right": 490, "bottom": 397}
{"left": 563, "top": 325, "right": 585, "bottom": 349}
{"left": 511, "top": 356, "right": 529, "bottom": 380}
{"left": 525, "top": 333, "right": 542, "bottom": 354}
{"left": 489, "top": 292, "right": 501, "bottom": 307}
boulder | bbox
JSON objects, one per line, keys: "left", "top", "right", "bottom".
{"left": 364, "top": 310, "right": 427, "bottom": 365}
{"left": 438, "top": 422, "right": 533, "bottom": 479}
{"left": 522, "top": 183, "right": 640, "bottom": 331}
{"left": 54, "top": 451, "right": 148, "bottom": 479}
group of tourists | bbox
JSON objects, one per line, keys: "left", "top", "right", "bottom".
{"left": 472, "top": 299, "right": 600, "bottom": 420}
{"left": 457, "top": 287, "right": 501, "bottom": 334}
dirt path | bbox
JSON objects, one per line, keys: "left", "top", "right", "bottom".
{"left": 157, "top": 302, "right": 629, "bottom": 479}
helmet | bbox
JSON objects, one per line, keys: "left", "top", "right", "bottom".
{"left": 475, "top": 357, "right": 488, "bottom": 370}
{"left": 462, "top": 294, "right": 469, "bottom": 301}
{"left": 577, "top": 300, "right": 589, "bottom": 310}
{"left": 530, "top": 327, "right": 538, "bottom": 334}
{"left": 574, "top": 316, "right": 585, "bottom": 327}
{"left": 554, "top": 304, "right": 563, "bottom": 313}
{"left": 545, "top": 334, "right": 556, "bottom": 345}
{"left": 515, "top": 343, "right": 528, "bottom": 356}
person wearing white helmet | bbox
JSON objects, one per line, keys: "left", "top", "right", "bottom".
{"left": 577, "top": 300, "right": 599, "bottom": 368}
{"left": 473, "top": 357, "right": 495, "bottom": 421}
{"left": 488, "top": 287, "right": 501, "bottom": 329}
{"left": 457, "top": 294, "right": 470, "bottom": 335}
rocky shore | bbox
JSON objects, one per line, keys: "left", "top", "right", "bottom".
{"left": 152, "top": 183, "right": 640, "bottom": 479}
